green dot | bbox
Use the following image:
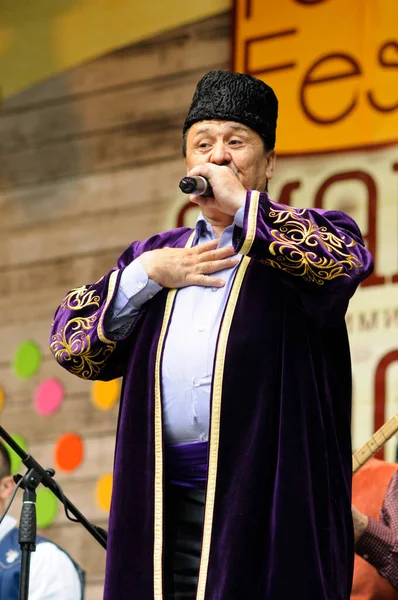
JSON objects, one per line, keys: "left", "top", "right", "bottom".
{"left": 4, "top": 434, "right": 28, "bottom": 475}
{"left": 13, "top": 341, "right": 42, "bottom": 379}
{"left": 36, "top": 488, "right": 59, "bottom": 528}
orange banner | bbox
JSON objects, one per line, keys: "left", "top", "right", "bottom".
{"left": 233, "top": 0, "right": 398, "bottom": 154}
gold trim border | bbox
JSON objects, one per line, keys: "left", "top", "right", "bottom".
{"left": 97, "top": 269, "right": 120, "bottom": 344}
{"left": 240, "top": 190, "right": 260, "bottom": 255}
{"left": 153, "top": 286, "right": 177, "bottom": 600}
{"left": 153, "top": 231, "right": 196, "bottom": 599}
{"left": 196, "top": 255, "right": 251, "bottom": 600}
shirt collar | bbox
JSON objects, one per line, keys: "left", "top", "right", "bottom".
{"left": 194, "top": 212, "right": 215, "bottom": 243}
{"left": 195, "top": 211, "right": 211, "bottom": 231}
{"left": 193, "top": 211, "right": 236, "bottom": 246}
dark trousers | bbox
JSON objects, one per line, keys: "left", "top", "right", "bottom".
{"left": 164, "top": 485, "right": 206, "bottom": 600}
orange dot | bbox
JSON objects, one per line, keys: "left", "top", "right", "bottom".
{"left": 54, "top": 433, "right": 84, "bottom": 472}
{"left": 91, "top": 379, "right": 120, "bottom": 411}
{"left": 96, "top": 474, "right": 113, "bottom": 513}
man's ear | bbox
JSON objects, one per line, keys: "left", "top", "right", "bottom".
{"left": 0, "top": 476, "right": 15, "bottom": 501}
{"left": 265, "top": 150, "right": 276, "bottom": 181}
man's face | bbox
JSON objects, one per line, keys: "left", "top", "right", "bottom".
{"left": 185, "top": 120, "right": 276, "bottom": 192}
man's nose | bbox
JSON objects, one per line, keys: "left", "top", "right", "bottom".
{"left": 208, "top": 142, "right": 231, "bottom": 166}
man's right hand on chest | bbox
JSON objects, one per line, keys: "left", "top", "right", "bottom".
{"left": 139, "top": 238, "right": 239, "bottom": 289}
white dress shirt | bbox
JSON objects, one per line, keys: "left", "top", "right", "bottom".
{"left": 107, "top": 211, "right": 244, "bottom": 444}
{"left": 0, "top": 515, "right": 82, "bottom": 600}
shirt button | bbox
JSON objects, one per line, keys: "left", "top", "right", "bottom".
{"left": 363, "top": 554, "right": 369, "bottom": 561}
{"left": 148, "top": 293, "right": 153, "bottom": 300}
{"left": 200, "top": 434, "right": 208, "bottom": 442}
{"left": 193, "top": 379, "right": 200, "bottom": 387}
{"left": 211, "top": 287, "right": 218, "bottom": 292}
{"left": 137, "top": 282, "right": 144, "bottom": 290}
{"left": 198, "top": 326, "right": 205, "bottom": 332}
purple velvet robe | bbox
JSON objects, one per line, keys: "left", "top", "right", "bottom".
{"left": 50, "top": 191, "right": 373, "bottom": 600}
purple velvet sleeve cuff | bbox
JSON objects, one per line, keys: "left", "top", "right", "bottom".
{"left": 232, "top": 189, "right": 259, "bottom": 254}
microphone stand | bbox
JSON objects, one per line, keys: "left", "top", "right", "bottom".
{"left": 0, "top": 425, "right": 107, "bottom": 600}
{"left": 18, "top": 468, "right": 41, "bottom": 600}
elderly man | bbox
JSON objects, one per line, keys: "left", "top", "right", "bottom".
{"left": 50, "top": 71, "right": 373, "bottom": 600}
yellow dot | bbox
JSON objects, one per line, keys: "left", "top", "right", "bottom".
{"left": 91, "top": 379, "right": 120, "bottom": 411}
{"left": 0, "top": 388, "right": 4, "bottom": 412}
{"left": 96, "top": 474, "right": 113, "bottom": 513}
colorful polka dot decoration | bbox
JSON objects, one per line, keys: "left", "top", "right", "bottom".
{"left": 36, "top": 487, "right": 59, "bottom": 528}
{"left": 96, "top": 473, "right": 113, "bottom": 513}
{"left": 54, "top": 433, "right": 84, "bottom": 472}
{"left": 13, "top": 340, "right": 42, "bottom": 379}
{"left": 91, "top": 379, "right": 120, "bottom": 411}
{"left": 33, "top": 378, "right": 65, "bottom": 416}
{"left": 4, "top": 434, "right": 28, "bottom": 475}
{"left": 6, "top": 338, "right": 121, "bottom": 523}
{"left": 0, "top": 387, "right": 4, "bottom": 412}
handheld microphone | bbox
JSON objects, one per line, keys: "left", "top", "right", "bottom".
{"left": 179, "top": 176, "right": 213, "bottom": 197}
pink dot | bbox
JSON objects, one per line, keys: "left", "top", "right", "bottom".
{"left": 34, "top": 378, "right": 65, "bottom": 416}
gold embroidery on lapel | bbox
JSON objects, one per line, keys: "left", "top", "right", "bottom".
{"left": 153, "top": 231, "right": 195, "bottom": 600}
{"left": 240, "top": 190, "right": 260, "bottom": 255}
{"left": 153, "top": 287, "right": 176, "bottom": 600}
{"left": 196, "top": 255, "right": 251, "bottom": 600}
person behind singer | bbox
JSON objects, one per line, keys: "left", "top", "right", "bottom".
{"left": 49, "top": 70, "right": 374, "bottom": 600}
{"left": 0, "top": 441, "right": 84, "bottom": 599}
{"left": 351, "top": 456, "right": 398, "bottom": 599}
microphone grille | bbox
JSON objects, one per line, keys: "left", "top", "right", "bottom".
{"left": 179, "top": 177, "right": 197, "bottom": 194}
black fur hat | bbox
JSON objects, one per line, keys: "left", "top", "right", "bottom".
{"left": 183, "top": 70, "right": 278, "bottom": 149}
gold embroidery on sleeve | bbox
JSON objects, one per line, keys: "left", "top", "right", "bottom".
{"left": 61, "top": 286, "right": 101, "bottom": 310}
{"left": 52, "top": 270, "right": 120, "bottom": 379}
{"left": 50, "top": 315, "right": 116, "bottom": 379}
{"left": 262, "top": 206, "right": 363, "bottom": 285}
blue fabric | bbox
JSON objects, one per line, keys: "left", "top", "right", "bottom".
{"left": 0, "top": 528, "right": 85, "bottom": 600}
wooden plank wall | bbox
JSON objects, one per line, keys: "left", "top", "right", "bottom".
{"left": 0, "top": 12, "right": 231, "bottom": 599}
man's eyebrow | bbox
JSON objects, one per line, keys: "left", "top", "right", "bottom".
{"left": 193, "top": 126, "right": 212, "bottom": 136}
{"left": 193, "top": 124, "right": 250, "bottom": 136}
{"left": 228, "top": 124, "right": 250, "bottom": 134}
